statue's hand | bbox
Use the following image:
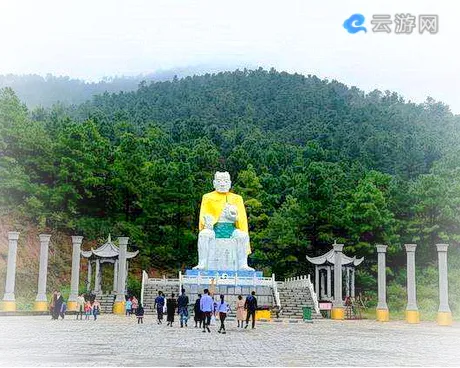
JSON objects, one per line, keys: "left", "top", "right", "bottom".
{"left": 203, "top": 215, "right": 214, "bottom": 230}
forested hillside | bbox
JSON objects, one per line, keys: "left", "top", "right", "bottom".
{"left": 1, "top": 68, "right": 460, "bottom": 314}
{"left": 0, "top": 65, "right": 239, "bottom": 108}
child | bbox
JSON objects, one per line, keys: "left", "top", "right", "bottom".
{"left": 125, "top": 298, "right": 132, "bottom": 316}
{"left": 92, "top": 300, "right": 100, "bottom": 321}
{"left": 84, "top": 300, "right": 92, "bottom": 320}
{"left": 136, "top": 303, "right": 145, "bottom": 324}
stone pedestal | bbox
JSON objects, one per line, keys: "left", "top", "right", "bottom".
{"left": 34, "top": 234, "right": 51, "bottom": 311}
{"left": 113, "top": 237, "right": 129, "bottom": 314}
{"left": 68, "top": 236, "right": 83, "bottom": 311}
{"left": 1, "top": 232, "right": 20, "bottom": 311}
{"left": 405, "top": 244, "right": 419, "bottom": 324}
{"left": 436, "top": 244, "right": 452, "bottom": 326}
{"left": 376, "top": 244, "right": 389, "bottom": 322}
{"left": 331, "top": 243, "right": 344, "bottom": 320}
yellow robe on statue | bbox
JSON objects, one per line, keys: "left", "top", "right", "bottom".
{"left": 198, "top": 191, "right": 251, "bottom": 254}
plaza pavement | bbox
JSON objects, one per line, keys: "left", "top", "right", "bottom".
{"left": 0, "top": 315, "right": 459, "bottom": 366}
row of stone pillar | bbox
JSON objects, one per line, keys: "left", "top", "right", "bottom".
{"left": 1, "top": 232, "right": 129, "bottom": 314}
{"left": 331, "top": 243, "right": 452, "bottom": 326}
{"left": 1, "top": 232, "right": 52, "bottom": 311}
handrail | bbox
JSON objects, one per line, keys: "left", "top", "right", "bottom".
{"left": 306, "top": 274, "right": 320, "bottom": 314}
{"left": 272, "top": 273, "right": 281, "bottom": 308}
{"left": 140, "top": 270, "right": 148, "bottom": 305}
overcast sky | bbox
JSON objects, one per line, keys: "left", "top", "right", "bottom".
{"left": 0, "top": 0, "right": 459, "bottom": 113}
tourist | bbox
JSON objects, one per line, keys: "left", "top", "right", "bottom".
{"left": 217, "top": 294, "right": 230, "bottom": 334}
{"left": 53, "top": 291, "right": 64, "bottom": 320}
{"left": 236, "top": 295, "right": 246, "bottom": 328}
{"left": 136, "top": 303, "right": 145, "bottom": 324}
{"left": 131, "top": 296, "right": 139, "bottom": 315}
{"left": 193, "top": 294, "right": 203, "bottom": 328}
{"left": 92, "top": 299, "right": 100, "bottom": 321}
{"left": 177, "top": 288, "right": 189, "bottom": 328}
{"left": 76, "top": 294, "right": 85, "bottom": 320}
{"left": 166, "top": 293, "right": 177, "bottom": 327}
{"left": 244, "top": 291, "right": 258, "bottom": 329}
{"left": 59, "top": 300, "right": 67, "bottom": 319}
{"left": 125, "top": 297, "right": 132, "bottom": 316}
{"left": 154, "top": 291, "right": 165, "bottom": 324}
{"left": 84, "top": 300, "right": 92, "bottom": 320}
{"left": 200, "top": 288, "right": 213, "bottom": 333}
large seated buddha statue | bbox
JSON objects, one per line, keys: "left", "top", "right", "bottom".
{"left": 193, "top": 171, "right": 254, "bottom": 271}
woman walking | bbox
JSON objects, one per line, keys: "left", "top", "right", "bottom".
{"left": 217, "top": 294, "right": 230, "bottom": 334}
{"left": 194, "top": 294, "right": 203, "bottom": 328}
{"left": 166, "top": 293, "right": 177, "bottom": 327}
{"left": 236, "top": 295, "right": 246, "bottom": 328}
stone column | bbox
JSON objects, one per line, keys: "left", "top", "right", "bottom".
{"left": 87, "top": 260, "right": 92, "bottom": 292}
{"left": 320, "top": 269, "right": 326, "bottom": 299}
{"left": 405, "top": 244, "right": 419, "bottom": 323}
{"left": 1, "top": 231, "right": 20, "bottom": 311}
{"left": 68, "top": 236, "right": 83, "bottom": 311}
{"left": 113, "top": 237, "right": 129, "bottom": 314}
{"left": 315, "top": 266, "right": 319, "bottom": 296}
{"left": 125, "top": 260, "right": 129, "bottom": 295}
{"left": 113, "top": 259, "right": 118, "bottom": 293}
{"left": 436, "top": 244, "right": 452, "bottom": 326}
{"left": 34, "top": 234, "right": 51, "bottom": 311}
{"left": 331, "top": 243, "right": 344, "bottom": 320}
{"left": 327, "top": 266, "right": 332, "bottom": 299}
{"left": 376, "top": 244, "right": 389, "bottom": 321}
{"left": 351, "top": 269, "right": 355, "bottom": 298}
{"left": 94, "top": 259, "right": 101, "bottom": 293}
{"left": 345, "top": 267, "right": 350, "bottom": 297}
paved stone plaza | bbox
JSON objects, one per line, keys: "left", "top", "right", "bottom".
{"left": 0, "top": 315, "right": 459, "bottom": 366}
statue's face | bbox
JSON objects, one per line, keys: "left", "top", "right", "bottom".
{"left": 213, "top": 172, "right": 231, "bottom": 193}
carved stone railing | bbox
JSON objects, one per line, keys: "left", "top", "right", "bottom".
{"left": 179, "top": 271, "right": 273, "bottom": 287}
{"left": 272, "top": 273, "right": 281, "bottom": 308}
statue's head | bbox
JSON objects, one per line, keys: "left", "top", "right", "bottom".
{"left": 213, "top": 171, "right": 231, "bottom": 193}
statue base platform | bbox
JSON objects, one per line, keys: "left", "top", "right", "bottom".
{"left": 185, "top": 269, "right": 263, "bottom": 278}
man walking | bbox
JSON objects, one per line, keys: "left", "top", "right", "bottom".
{"left": 154, "top": 291, "right": 165, "bottom": 324}
{"left": 177, "top": 288, "right": 189, "bottom": 328}
{"left": 200, "top": 288, "right": 213, "bottom": 333}
{"left": 244, "top": 291, "right": 257, "bottom": 329}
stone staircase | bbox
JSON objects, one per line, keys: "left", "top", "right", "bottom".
{"left": 97, "top": 294, "right": 116, "bottom": 314}
{"left": 143, "top": 281, "right": 180, "bottom": 315}
{"left": 277, "top": 286, "right": 322, "bottom": 319}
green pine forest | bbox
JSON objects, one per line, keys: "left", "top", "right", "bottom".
{"left": 1, "top": 68, "right": 460, "bottom": 318}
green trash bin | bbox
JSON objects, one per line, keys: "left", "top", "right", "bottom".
{"left": 302, "top": 306, "right": 312, "bottom": 321}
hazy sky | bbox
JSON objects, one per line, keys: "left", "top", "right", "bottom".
{"left": 1, "top": 0, "right": 459, "bottom": 112}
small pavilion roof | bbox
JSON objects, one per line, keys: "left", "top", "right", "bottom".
{"left": 306, "top": 244, "right": 364, "bottom": 266}
{"left": 81, "top": 234, "right": 139, "bottom": 259}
